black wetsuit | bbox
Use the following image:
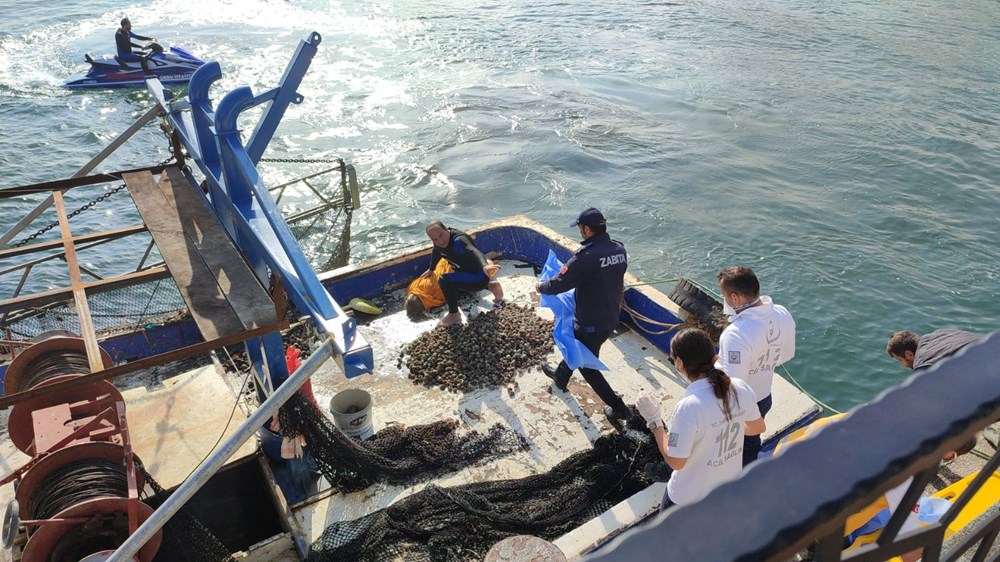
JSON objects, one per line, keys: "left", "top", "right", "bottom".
{"left": 536, "top": 232, "right": 629, "bottom": 413}
{"left": 428, "top": 228, "right": 490, "bottom": 314}
{"left": 115, "top": 29, "right": 152, "bottom": 59}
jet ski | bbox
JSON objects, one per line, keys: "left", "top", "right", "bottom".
{"left": 63, "top": 43, "right": 205, "bottom": 89}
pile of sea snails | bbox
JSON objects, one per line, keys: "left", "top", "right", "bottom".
{"left": 398, "top": 303, "right": 555, "bottom": 392}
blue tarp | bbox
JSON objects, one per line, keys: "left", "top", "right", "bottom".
{"left": 539, "top": 250, "right": 608, "bottom": 371}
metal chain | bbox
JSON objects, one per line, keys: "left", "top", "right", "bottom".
{"left": 9, "top": 153, "right": 177, "bottom": 249}
{"left": 11, "top": 183, "right": 129, "bottom": 248}
{"left": 260, "top": 156, "right": 345, "bottom": 166}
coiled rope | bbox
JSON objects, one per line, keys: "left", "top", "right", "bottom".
{"left": 619, "top": 300, "right": 685, "bottom": 336}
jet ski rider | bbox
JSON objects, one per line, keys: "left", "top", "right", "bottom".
{"left": 115, "top": 17, "right": 156, "bottom": 72}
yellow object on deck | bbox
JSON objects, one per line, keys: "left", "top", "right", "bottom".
{"left": 406, "top": 259, "right": 453, "bottom": 310}
{"left": 343, "top": 298, "right": 382, "bottom": 315}
{"left": 935, "top": 468, "right": 1000, "bottom": 539}
{"left": 879, "top": 468, "right": 1000, "bottom": 562}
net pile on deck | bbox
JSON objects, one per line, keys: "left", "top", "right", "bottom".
{"left": 277, "top": 393, "right": 528, "bottom": 494}
{"left": 399, "top": 303, "right": 555, "bottom": 392}
{"left": 305, "top": 417, "right": 659, "bottom": 562}
{"left": 135, "top": 459, "right": 237, "bottom": 562}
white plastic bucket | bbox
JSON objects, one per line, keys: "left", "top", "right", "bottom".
{"left": 329, "top": 388, "right": 374, "bottom": 440}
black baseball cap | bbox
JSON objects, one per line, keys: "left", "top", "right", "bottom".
{"left": 571, "top": 207, "right": 606, "bottom": 228}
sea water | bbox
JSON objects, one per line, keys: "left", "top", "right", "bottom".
{"left": 0, "top": 0, "right": 997, "bottom": 411}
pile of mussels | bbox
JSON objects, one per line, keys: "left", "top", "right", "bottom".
{"left": 398, "top": 303, "right": 554, "bottom": 392}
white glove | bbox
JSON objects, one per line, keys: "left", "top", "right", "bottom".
{"left": 636, "top": 391, "right": 662, "bottom": 425}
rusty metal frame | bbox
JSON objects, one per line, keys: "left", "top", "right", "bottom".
{"left": 0, "top": 316, "right": 287, "bottom": 411}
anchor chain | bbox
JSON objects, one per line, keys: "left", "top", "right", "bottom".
{"left": 10, "top": 154, "right": 176, "bottom": 249}
{"left": 11, "top": 183, "right": 129, "bottom": 248}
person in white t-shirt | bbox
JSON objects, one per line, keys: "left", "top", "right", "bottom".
{"left": 637, "top": 328, "right": 765, "bottom": 510}
{"left": 716, "top": 266, "right": 795, "bottom": 466}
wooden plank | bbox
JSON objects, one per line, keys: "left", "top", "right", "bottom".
{"left": 124, "top": 171, "right": 245, "bottom": 340}
{"left": 0, "top": 224, "right": 147, "bottom": 261}
{"left": 154, "top": 167, "right": 276, "bottom": 331}
{"left": 0, "top": 266, "right": 171, "bottom": 315}
{"left": 51, "top": 190, "right": 104, "bottom": 373}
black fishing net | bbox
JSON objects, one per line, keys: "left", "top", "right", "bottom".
{"left": 135, "top": 458, "right": 237, "bottom": 562}
{"left": 0, "top": 278, "right": 187, "bottom": 343}
{"left": 276, "top": 392, "right": 529, "bottom": 494}
{"left": 305, "top": 416, "right": 659, "bottom": 562}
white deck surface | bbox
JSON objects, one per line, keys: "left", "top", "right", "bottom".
{"left": 294, "top": 265, "right": 819, "bottom": 557}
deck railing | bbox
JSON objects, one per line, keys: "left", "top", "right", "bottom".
{"left": 586, "top": 332, "right": 1000, "bottom": 562}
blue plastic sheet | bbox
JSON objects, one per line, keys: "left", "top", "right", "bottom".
{"left": 538, "top": 250, "right": 608, "bottom": 371}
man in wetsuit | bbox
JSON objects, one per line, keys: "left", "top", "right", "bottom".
{"left": 424, "top": 221, "right": 503, "bottom": 327}
{"left": 115, "top": 18, "right": 155, "bottom": 71}
{"left": 536, "top": 207, "right": 631, "bottom": 422}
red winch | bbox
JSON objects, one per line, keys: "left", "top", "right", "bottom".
{"left": 2, "top": 334, "right": 162, "bottom": 562}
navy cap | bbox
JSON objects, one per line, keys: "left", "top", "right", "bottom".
{"left": 571, "top": 207, "right": 606, "bottom": 228}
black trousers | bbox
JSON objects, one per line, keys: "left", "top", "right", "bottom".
{"left": 742, "top": 393, "right": 772, "bottom": 466}
{"left": 552, "top": 327, "right": 628, "bottom": 412}
{"left": 438, "top": 271, "right": 488, "bottom": 313}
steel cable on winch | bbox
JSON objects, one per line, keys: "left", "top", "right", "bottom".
{"left": 18, "top": 349, "right": 93, "bottom": 390}
{"left": 29, "top": 459, "right": 128, "bottom": 520}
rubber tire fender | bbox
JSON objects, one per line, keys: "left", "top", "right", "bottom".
{"left": 668, "top": 278, "right": 722, "bottom": 325}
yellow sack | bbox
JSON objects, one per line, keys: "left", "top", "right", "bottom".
{"left": 407, "top": 259, "right": 453, "bottom": 309}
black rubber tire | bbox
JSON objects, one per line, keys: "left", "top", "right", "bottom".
{"left": 668, "top": 278, "right": 723, "bottom": 325}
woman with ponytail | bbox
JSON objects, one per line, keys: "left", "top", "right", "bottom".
{"left": 636, "top": 327, "right": 765, "bottom": 510}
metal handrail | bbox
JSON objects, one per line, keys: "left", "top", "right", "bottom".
{"left": 105, "top": 339, "right": 334, "bottom": 562}
{"left": 585, "top": 332, "right": 1000, "bottom": 562}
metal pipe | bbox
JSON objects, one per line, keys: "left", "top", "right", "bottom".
{"left": 105, "top": 339, "right": 334, "bottom": 562}
{"left": 0, "top": 105, "right": 160, "bottom": 247}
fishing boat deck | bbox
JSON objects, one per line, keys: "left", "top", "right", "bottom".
{"left": 293, "top": 264, "right": 820, "bottom": 557}
{"left": 0, "top": 359, "right": 258, "bottom": 514}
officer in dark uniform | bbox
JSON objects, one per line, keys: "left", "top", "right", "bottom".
{"left": 536, "top": 207, "right": 631, "bottom": 421}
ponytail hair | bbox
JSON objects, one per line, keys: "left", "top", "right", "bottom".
{"left": 670, "top": 328, "right": 740, "bottom": 422}
{"left": 706, "top": 366, "right": 738, "bottom": 422}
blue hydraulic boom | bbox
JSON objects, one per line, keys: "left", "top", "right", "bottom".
{"left": 145, "top": 31, "right": 372, "bottom": 384}
{"left": 107, "top": 31, "right": 370, "bottom": 562}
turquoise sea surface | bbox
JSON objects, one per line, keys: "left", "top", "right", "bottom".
{"left": 0, "top": 0, "right": 997, "bottom": 412}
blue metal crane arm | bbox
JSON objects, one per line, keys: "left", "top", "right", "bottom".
{"left": 148, "top": 32, "right": 372, "bottom": 379}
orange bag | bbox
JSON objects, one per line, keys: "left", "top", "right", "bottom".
{"left": 407, "top": 259, "right": 453, "bottom": 309}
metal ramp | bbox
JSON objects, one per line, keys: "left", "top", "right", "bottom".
{"left": 123, "top": 166, "right": 277, "bottom": 341}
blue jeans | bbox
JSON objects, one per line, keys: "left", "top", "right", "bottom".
{"left": 742, "top": 393, "right": 772, "bottom": 466}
